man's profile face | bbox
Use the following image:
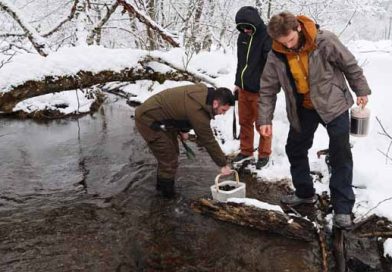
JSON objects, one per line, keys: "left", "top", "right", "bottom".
{"left": 212, "top": 100, "right": 230, "bottom": 115}
{"left": 276, "top": 25, "right": 301, "bottom": 50}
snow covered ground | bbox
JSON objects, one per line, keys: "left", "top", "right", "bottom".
{"left": 1, "top": 41, "right": 392, "bottom": 254}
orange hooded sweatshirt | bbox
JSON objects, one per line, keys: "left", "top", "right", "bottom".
{"left": 272, "top": 16, "right": 317, "bottom": 109}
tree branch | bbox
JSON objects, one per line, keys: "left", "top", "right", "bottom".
{"left": 141, "top": 54, "right": 217, "bottom": 87}
{"left": 376, "top": 116, "right": 392, "bottom": 140}
{"left": 117, "top": 0, "right": 180, "bottom": 47}
{"left": 0, "top": 0, "right": 50, "bottom": 56}
{"left": 86, "top": 1, "right": 119, "bottom": 45}
{"left": 41, "top": 0, "right": 79, "bottom": 38}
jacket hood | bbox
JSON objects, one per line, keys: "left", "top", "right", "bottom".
{"left": 235, "top": 6, "right": 265, "bottom": 33}
{"left": 272, "top": 15, "right": 317, "bottom": 54}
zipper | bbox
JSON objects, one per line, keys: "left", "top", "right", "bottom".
{"left": 238, "top": 24, "right": 256, "bottom": 89}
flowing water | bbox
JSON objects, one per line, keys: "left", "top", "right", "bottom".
{"left": 0, "top": 96, "right": 322, "bottom": 271}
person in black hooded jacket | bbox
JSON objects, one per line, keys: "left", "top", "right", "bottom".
{"left": 233, "top": 6, "right": 272, "bottom": 169}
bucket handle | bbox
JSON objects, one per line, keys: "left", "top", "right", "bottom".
{"left": 214, "top": 170, "right": 240, "bottom": 192}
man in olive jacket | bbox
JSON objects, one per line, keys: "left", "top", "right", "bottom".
{"left": 234, "top": 6, "right": 272, "bottom": 169}
{"left": 257, "top": 12, "right": 371, "bottom": 229}
{"left": 135, "top": 83, "right": 234, "bottom": 198}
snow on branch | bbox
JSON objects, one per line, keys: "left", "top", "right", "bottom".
{"left": 142, "top": 54, "right": 217, "bottom": 87}
{"left": 0, "top": 0, "right": 50, "bottom": 57}
{"left": 86, "top": 1, "right": 119, "bottom": 45}
{"left": 117, "top": 0, "right": 180, "bottom": 48}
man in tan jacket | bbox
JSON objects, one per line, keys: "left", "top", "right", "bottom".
{"left": 135, "top": 83, "right": 234, "bottom": 198}
{"left": 258, "top": 12, "right": 371, "bottom": 229}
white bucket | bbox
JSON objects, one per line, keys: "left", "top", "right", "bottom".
{"left": 350, "top": 106, "right": 370, "bottom": 137}
{"left": 210, "top": 170, "right": 246, "bottom": 202}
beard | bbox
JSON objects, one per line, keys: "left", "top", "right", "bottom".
{"left": 293, "top": 32, "right": 305, "bottom": 51}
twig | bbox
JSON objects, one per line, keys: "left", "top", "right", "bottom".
{"left": 338, "top": 9, "right": 357, "bottom": 37}
{"left": 42, "top": 0, "right": 79, "bottom": 37}
{"left": 354, "top": 196, "right": 392, "bottom": 223}
{"left": 376, "top": 116, "right": 392, "bottom": 140}
{"left": 377, "top": 149, "right": 392, "bottom": 162}
{"left": 0, "top": 51, "right": 16, "bottom": 69}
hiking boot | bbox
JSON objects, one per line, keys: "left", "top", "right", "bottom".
{"left": 256, "top": 157, "right": 269, "bottom": 169}
{"left": 156, "top": 177, "right": 175, "bottom": 198}
{"left": 280, "top": 193, "right": 318, "bottom": 206}
{"left": 232, "top": 153, "right": 253, "bottom": 164}
{"left": 333, "top": 214, "right": 353, "bottom": 230}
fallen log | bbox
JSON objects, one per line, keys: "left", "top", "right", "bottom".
{"left": 191, "top": 198, "right": 317, "bottom": 242}
{"left": 0, "top": 55, "right": 217, "bottom": 113}
{"left": 0, "top": 68, "right": 192, "bottom": 113}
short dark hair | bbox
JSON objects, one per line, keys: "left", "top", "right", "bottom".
{"left": 212, "top": 87, "right": 235, "bottom": 106}
{"left": 267, "top": 11, "right": 299, "bottom": 40}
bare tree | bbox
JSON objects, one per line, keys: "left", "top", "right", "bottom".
{"left": 86, "top": 1, "right": 119, "bottom": 45}
{"left": 0, "top": 0, "right": 50, "bottom": 56}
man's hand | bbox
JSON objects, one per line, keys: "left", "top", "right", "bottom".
{"left": 220, "top": 165, "right": 232, "bottom": 176}
{"left": 259, "top": 125, "right": 272, "bottom": 137}
{"left": 357, "top": 96, "right": 368, "bottom": 107}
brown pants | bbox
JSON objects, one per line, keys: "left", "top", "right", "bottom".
{"left": 135, "top": 118, "right": 179, "bottom": 180}
{"left": 238, "top": 89, "right": 272, "bottom": 158}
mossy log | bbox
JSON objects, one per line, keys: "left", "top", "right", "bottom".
{"left": 191, "top": 198, "right": 317, "bottom": 242}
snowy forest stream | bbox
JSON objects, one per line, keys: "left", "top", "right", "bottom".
{"left": 0, "top": 97, "right": 322, "bottom": 271}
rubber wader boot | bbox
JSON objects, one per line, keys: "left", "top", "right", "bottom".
{"left": 156, "top": 177, "right": 175, "bottom": 198}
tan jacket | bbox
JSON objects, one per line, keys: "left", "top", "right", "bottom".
{"left": 257, "top": 29, "right": 371, "bottom": 132}
{"left": 135, "top": 83, "right": 227, "bottom": 167}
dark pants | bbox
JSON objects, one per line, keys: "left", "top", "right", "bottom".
{"left": 285, "top": 109, "right": 354, "bottom": 214}
{"left": 135, "top": 118, "right": 179, "bottom": 180}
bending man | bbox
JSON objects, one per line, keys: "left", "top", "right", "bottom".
{"left": 135, "top": 83, "right": 234, "bottom": 198}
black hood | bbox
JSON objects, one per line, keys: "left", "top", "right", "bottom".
{"left": 235, "top": 6, "right": 265, "bottom": 32}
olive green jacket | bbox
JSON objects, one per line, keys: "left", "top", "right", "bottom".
{"left": 135, "top": 83, "right": 227, "bottom": 167}
{"left": 257, "top": 29, "right": 371, "bottom": 132}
